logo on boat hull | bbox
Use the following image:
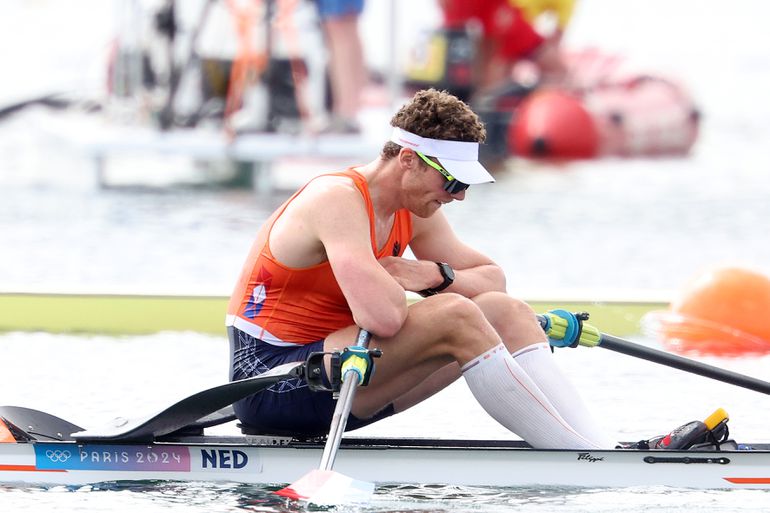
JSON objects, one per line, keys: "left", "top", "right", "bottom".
{"left": 577, "top": 452, "right": 604, "bottom": 463}
{"left": 44, "top": 449, "right": 72, "bottom": 463}
{"left": 200, "top": 449, "right": 249, "bottom": 469}
{"left": 35, "top": 443, "right": 191, "bottom": 471}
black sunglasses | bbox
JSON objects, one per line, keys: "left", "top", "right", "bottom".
{"left": 416, "top": 151, "right": 470, "bottom": 194}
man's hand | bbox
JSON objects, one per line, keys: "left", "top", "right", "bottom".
{"left": 378, "top": 256, "right": 441, "bottom": 293}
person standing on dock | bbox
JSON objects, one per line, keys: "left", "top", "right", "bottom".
{"left": 226, "top": 88, "right": 615, "bottom": 449}
{"left": 313, "top": 0, "right": 368, "bottom": 134}
{"left": 439, "top": 0, "right": 574, "bottom": 93}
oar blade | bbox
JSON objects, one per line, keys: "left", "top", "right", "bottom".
{"left": 276, "top": 469, "right": 375, "bottom": 505}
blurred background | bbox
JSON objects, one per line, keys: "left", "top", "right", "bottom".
{"left": 1, "top": 0, "right": 769, "bottom": 303}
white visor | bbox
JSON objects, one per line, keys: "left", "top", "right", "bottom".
{"left": 390, "top": 127, "right": 494, "bottom": 185}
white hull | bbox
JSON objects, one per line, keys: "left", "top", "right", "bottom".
{"left": 2, "top": 436, "right": 768, "bottom": 490}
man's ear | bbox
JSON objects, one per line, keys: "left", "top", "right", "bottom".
{"left": 398, "top": 148, "right": 417, "bottom": 170}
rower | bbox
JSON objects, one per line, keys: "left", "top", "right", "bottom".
{"left": 225, "top": 88, "right": 616, "bottom": 450}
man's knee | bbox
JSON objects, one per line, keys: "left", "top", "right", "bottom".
{"left": 422, "top": 293, "right": 503, "bottom": 361}
{"left": 426, "top": 293, "right": 490, "bottom": 334}
{"left": 472, "top": 292, "right": 545, "bottom": 345}
{"left": 474, "top": 291, "right": 537, "bottom": 320}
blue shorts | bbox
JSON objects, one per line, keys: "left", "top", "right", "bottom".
{"left": 229, "top": 327, "right": 393, "bottom": 437}
{"left": 314, "top": 0, "right": 364, "bottom": 19}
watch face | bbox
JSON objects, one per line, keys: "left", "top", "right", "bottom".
{"left": 420, "top": 262, "right": 454, "bottom": 296}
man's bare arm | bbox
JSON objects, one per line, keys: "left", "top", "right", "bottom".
{"left": 399, "top": 211, "right": 506, "bottom": 297}
{"left": 311, "top": 182, "right": 408, "bottom": 337}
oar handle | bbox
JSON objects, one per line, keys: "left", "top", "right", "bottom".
{"left": 319, "top": 328, "right": 372, "bottom": 471}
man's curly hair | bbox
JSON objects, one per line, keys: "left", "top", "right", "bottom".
{"left": 382, "top": 89, "right": 486, "bottom": 160}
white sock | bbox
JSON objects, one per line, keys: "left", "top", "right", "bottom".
{"left": 513, "top": 343, "right": 616, "bottom": 448}
{"left": 462, "top": 344, "right": 605, "bottom": 449}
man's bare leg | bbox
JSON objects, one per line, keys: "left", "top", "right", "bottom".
{"left": 322, "top": 14, "right": 366, "bottom": 127}
{"left": 325, "top": 294, "right": 495, "bottom": 418}
{"left": 378, "top": 292, "right": 543, "bottom": 412}
{"left": 471, "top": 292, "right": 615, "bottom": 446}
{"left": 325, "top": 293, "right": 612, "bottom": 448}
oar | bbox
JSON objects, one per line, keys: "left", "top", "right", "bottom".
{"left": 276, "top": 328, "right": 375, "bottom": 505}
{"left": 538, "top": 312, "right": 770, "bottom": 396}
{"left": 597, "top": 331, "right": 770, "bottom": 395}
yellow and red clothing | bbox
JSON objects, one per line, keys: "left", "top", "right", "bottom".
{"left": 441, "top": 0, "right": 574, "bottom": 60}
{"left": 226, "top": 169, "right": 413, "bottom": 345}
{"left": 517, "top": 0, "right": 574, "bottom": 30}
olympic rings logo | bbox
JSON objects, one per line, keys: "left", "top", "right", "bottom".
{"left": 45, "top": 449, "right": 72, "bottom": 462}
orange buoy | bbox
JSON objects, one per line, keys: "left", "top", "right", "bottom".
{"left": 648, "top": 267, "right": 770, "bottom": 356}
{"left": 508, "top": 89, "right": 599, "bottom": 159}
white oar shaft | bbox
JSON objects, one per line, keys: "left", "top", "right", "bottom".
{"left": 319, "top": 329, "right": 371, "bottom": 471}
{"left": 319, "top": 373, "right": 357, "bottom": 470}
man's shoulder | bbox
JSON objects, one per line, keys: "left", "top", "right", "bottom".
{"left": 303, "top": 172, "right": 358, "bottom": 193}
{"left": 293, "top": 173, "right": 365, "bottom": 213}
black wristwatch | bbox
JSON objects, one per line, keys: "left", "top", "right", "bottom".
{"left": 418, "top": 262, "right": 455, "bottom": 297}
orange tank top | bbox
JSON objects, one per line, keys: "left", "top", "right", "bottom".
{"left": 225, "top": 169, "right": 413, "bottom": 345}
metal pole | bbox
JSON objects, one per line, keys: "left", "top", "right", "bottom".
{"left": 319, "top": 328, "right": 371, "bottom": 471}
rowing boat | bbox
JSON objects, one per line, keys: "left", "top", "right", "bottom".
{"left": 2, "top": 359, "right": 769, "bottom": 491}
{"left": 0, "top": 291, "right": 667, "bottom": 336}
{"left": 4, "top": 433, "right": 768, "bottom": 489}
